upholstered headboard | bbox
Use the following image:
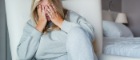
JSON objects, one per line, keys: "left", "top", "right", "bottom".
{"left": 5, "top": 0, "right": 102, "bottom": 60}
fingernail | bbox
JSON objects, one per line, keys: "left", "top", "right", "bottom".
{"left": 39, "top": 5, "right": 40, "bottom": 7}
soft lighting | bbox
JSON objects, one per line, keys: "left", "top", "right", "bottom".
{"left": 115, "top": 13, "right": 128, "bottom": 24}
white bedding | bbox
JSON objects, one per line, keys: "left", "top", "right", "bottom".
{"left": 103, "top": 37, "right": 140, "bottom": 58}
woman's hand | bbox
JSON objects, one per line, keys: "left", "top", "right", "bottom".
{"left": 46, "top": 4, "right": 64, "bottom": 28}
{"left": 35, "top": 5, "right": 48, "bottom": 33}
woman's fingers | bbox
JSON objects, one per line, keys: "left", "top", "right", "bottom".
{"left": 37, "top": 5, "right": 41, "bottom": 14}
{"left": 37, "top": 5, "right": 47, "bottom": 21}
{"left": 48, "top": 4, "right": 55, "bottom": 14}
{"left": 47, "top": 11, "right": 52, "bottom": 18}
{"left": 45, "top": 6, "right": 47, "bottom": 13}
{"left": 46, "top": 6, "right": 50, "bottom": 13}
{"left": 45, "top": 5, "right": 50, "bottom": 16}
{"left": 47, "top": 4, "right": 56, "bottom": 15}
{"left": 46, "top": 5, "right": 52, "bottom": 15}
{"left": 51, "top": 4, "right": 57, "bottom": 13}
{"left": 41, "top": 5, "right": 45, "bottom": 13}
{"left": 46, "top": 5, "right": 53, "bottom": 17}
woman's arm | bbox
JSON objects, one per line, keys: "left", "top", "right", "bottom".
{"left": 17, "top": 21, "right": 42, "bottom": 60}
{"left": 17, "top": 5, "right": 48, "bottom": 59}
{"left": 61, "top": 14, "right": 95, "bottom": 42}
{"left": 45, "top": 4, "right": 95, "bottom": 41}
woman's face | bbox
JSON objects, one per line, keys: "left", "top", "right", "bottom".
{"left": 38, "top": 0, "right": 51, "bottom": 21}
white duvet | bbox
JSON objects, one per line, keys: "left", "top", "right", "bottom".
{"left": 103, "top": 37, "right": 140, "bottom": 58}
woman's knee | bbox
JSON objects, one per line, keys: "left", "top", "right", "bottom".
{"left": 67, "top": 26, "right": 92, "bottom": 43}
{"left": 68, "top": 26, "right": 87, "bottom": 36}
{"left": 66, "top": 26, "right": 93, "bottom": 51}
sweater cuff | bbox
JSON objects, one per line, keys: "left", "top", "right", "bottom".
{"left": 61, "top": 20, "right": 80, "bottom": 33}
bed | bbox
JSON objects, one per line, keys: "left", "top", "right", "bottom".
{"left": 102, "top": 10, "right": 140, "bottom": 59}
{"left": 103, "top": 37, "right": 140, "bottom": 58}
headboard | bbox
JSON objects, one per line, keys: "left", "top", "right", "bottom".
{"left": 5, "top": 0, "right": 102, "bottom": 60}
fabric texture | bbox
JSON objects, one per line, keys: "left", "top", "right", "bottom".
{"left": 103, "top": 37, "right": 140, "bottom": 58}
{"left": 103, "top": 20, "right": 134, "bottom": 37}
{"left": 17, "top": 10, "right": 95, "bottom": 60}
{"left": 51, "top": 27, "right": 97, "bottom": 60}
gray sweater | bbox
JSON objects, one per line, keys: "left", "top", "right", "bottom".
{"left": 17, "top": 10, "right": 95, "bottom": 60}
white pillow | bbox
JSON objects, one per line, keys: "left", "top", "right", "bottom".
{"left": 103, "top": 20, "right": 134, "bottom": 37}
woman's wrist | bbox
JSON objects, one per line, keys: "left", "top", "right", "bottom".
{"left": 59, "top": 19, "right": 64, "bottom": 28}
{"left": 36, "top": 19, "right": 47, "bottom": 32}
{"left": 35, "top": 20, "right": 46, "bottom": 33}
{"left": 35, "top": 26, "right": 43, "bottom": 33}
{"left": 52, "top": 19, "right": 64, "bottom": 28}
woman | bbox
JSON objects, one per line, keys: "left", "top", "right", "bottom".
{"left": 17, "top": 0, "right": 97, "bottom": 60}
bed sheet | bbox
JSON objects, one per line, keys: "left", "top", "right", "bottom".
{"left": 103, "top": 37, "right": 140, "bottom": 58}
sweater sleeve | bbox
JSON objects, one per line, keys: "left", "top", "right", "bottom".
{"left": 17, "top": 21, "right": 42, "bottom": 60}
{"left": 61, "top": 15, "right": 95, "bottom": 42}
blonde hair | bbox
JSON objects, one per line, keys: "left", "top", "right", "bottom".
{"left": 30, "top": 0, "right": 69, "bottom": 34}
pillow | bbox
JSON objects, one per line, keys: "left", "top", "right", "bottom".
{"left": 103, "top": 20, "right": 134, "bottom": 37}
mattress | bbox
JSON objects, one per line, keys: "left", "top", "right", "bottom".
{"left": 103, "top": 37, "right": 140, "bottom": 58}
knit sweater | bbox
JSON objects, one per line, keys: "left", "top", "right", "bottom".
{"left": 17, "top": 10, "right": 95, "bottom": 60}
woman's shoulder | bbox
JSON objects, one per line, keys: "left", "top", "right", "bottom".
{"left": 22, "top": 19, "right": 35, "bottom": 32}
{"left": 68, "top": 10, "right": 81, "bottom": 17}
{"left": 67, "top": 10, "right": 84, "bottom": 22}
{"left": 26, "top": 19, "right": 36, "bottom": 28}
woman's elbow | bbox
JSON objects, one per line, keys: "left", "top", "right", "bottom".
{"left": 17, "top": 48, "right": 33, "bottom": 60}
